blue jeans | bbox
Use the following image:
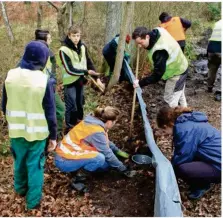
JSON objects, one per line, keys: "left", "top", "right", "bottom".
{"left": 55, "top": 153, "right": 109, "bottom": 173}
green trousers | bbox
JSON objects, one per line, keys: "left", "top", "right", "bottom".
{"left": 10, "top": 138, "right": 46, "bottom": 209}
{"left": 55, "top": 91, "right": 65, "bottom": 138}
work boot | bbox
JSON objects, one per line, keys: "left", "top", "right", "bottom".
{"left": 214, "top": 91, "right": 221, "bottom": 102}
{"left": 188, "top": 184, "right": 213, "bottom": 200}
{"left": 70, "top": 181, "right": 89, "bottom": 193}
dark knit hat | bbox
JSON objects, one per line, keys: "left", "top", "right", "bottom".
{"left": 20, "top": 40, "right": 49, "bottom": 71}
{"left": 159, "top": 12, "right": 171, "bottom": 22}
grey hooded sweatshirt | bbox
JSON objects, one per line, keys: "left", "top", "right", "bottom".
{"left": 83, "top": 115, "right": 127, "bottom": 172}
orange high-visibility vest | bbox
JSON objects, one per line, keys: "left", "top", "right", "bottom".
{"left": 55, "top": 120, "right": 107, "bottom": 160}
{"left": 159, "top": 17, "right": 185, "bottom": 41}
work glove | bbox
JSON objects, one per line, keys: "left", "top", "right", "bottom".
{"left": 116, "top": 150, "right": 129, "bottom": 159}
{"left": 122, "top": 169, "right": 137, "bottom": 178}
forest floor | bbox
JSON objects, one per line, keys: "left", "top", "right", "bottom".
{"left": 0, "top": 65, "right": 221, "bottom": 216}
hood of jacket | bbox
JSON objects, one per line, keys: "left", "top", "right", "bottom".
{"left": 20, "top": 40, "right": 49, "bottom": 71}
{"left": 175, "top": 111, "right": 208, "bottom": 124}
{"left": 84, "top": 115, "right": 106, "bottom": 130}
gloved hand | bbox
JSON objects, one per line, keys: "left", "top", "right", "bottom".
{"left": 122, "top": 169, "right": 137, "bottom": 178}
{"left": 116, "top": 150, "right": 129, "bottom": 159}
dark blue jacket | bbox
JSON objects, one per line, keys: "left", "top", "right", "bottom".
{"left": 172, "top": 112, "right": 221, "bottom": 171}
{"left": 1, "top": 41, "right": 57, "bottom": 140}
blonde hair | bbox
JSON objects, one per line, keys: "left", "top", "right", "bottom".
{"left": 94, "top": 106, "right": 120, "bottom": 122}
{"left": 157, "top": 106, "right": 193, "bottom": 128}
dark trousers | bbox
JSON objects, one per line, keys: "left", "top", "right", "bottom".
{"left": 104, "top": 55, "right": 131, "bottom": 83}
{"left": 207, "top": 53, "right": 221, "bottom": 89}
{"left": 175, "top": 161, "right": 221, "bottom": 188}
{"left": 64, "top": 80, "right": 84, "bottom": 133}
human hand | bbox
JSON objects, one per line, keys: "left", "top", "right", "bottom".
{"left": 133, "top": 79, "right": 139, "bottom": 88}
{"left": 88, "top": 70, "right": 100, "bottom": 76}
{"left": 47, "top": 140, "right": 57, "bottom": 152}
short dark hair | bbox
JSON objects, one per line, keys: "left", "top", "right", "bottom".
{"left": 68, "top": 25, "right": 81, "bottom": 35}
{"left": 132, "top": 27, "right": 149, "bottom": 40}
{"left": 159, "top": 12, "right": 170, "bottom": 22}
{"left": 35, "top": 29, "right": 49, "bottom": 41}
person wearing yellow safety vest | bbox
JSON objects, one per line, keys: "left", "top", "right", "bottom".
{"left": 35, "top": 29, "right": 65, "bottom": 140}
{"left": 159, "top": 12, "right": 191, "bottom": 52}
{"left": 1, "top": 41, "right": 57, "bottom": 209}
{"left": 59, "top": 25, "right": 100, "bottom": 134}
{"left": 132, "top": 26, "right": 189, "bottom": 108}
{"left": 206, "top": 19, "right": 222, "bottom": 101}
{"left": 54, "top": 106, "right": 136, "bottom": 192}
{"left": 102, "top": 34, "right": 131, "bottom": 84}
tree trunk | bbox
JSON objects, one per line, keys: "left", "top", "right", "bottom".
{"left": 105, "top": 2, "right": 123, "bottom": 43}
{"left": 37, "top": 2, "right": 43, "bottom": 29}
{"left": 69, "top": 2, "right": 73, "bottom": 27}
{"left": 57, "top": 2, "right": 75, "bottom": 42}
{"left": 106, "top": 2, "right": 133, "bottom": 91}
{"left": 0, "top": 1, "right": 15, "bottom": 43}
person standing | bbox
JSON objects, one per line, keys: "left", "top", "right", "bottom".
{"left": 1, "top": 41, "right": 57, "bottom": 209}
{"left": 35, "top": 29, "right": 65, "bottom": 139}
{"left": 206, "top": 19, "right": 222, "bottom": 101}
{"left": 159, "top": 12, "right": 191, "bottom": 52}
{"left": 59, "top": 25, "right": 100, "bottom": 134}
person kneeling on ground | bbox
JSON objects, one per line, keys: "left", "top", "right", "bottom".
{"left": 54, "top": 106, "right": 135, "bottom": 192}
{"left": 156, "top": 106, "right": 221, "bottom": 200}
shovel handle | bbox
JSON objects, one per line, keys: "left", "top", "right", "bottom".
{"left": 129, "top": 45, "right": 140, "bottom": 138}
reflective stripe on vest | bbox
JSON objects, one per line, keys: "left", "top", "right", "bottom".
{"left": 59, "top": 45, "right": 87, "bottom": 85}
{"left": 210, "top": 20, "right": 222, "bottom": 42}
{"left": 159, "top": 17, "right": 185, "bottom": 41}
{"left": 59, "top": 142, "right": 98, "bottom": 156}
{"left": 55, "top": 120, "right": 106, "bottom": 160}
{"left": 6, "top": 110, "right": 45, "bottom": 120}
{"left": 43, "top": 56, "right": 52, "bottom": 76}
{"left": 5, "top": 68, "right": 49, "bottom": 141}
{"left": 9, "top": 124, "right": 48, "bottom": 133}
{"left": 148, "top": 27, "right": 188, "bottom": 80}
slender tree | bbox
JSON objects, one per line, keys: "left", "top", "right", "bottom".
{"left": 37, "top": 2, "right": 43, "bottom": 29}
{"left": 105, "top": 2, "right": 123, "bottom": 43}
{"left": 48, "top": 1, "right": 74, "bottom": 42}
{"left": 0, "top": 1, "right": 15, "bottom": 43}
{"left": 106, "top": 2, "right": 134, "bottom": 91}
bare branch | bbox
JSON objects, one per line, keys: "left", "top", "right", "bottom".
{"left": 47, "top": 1, "right": 59, "bottom": 12}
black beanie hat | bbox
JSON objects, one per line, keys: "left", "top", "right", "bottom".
{"left": 20, "top": 41, "right": 49, "bottom": 71}
{"left": 159, "top": 12, "right": 170, "bottom": 22}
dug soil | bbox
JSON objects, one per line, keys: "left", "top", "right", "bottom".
{"left": 0, "top": 67, "right": 221, "bottom": 216}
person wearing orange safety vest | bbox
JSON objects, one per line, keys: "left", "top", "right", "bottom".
{"left": 159, "top": 12, "right": 191, "bottom": 52}
{"left": 54, "top": 106, "right": 136, "bottom": 192}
